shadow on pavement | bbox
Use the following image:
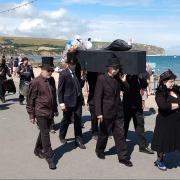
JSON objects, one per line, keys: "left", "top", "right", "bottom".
{"left": 105, "top": 130, "right": 154, "bottom": 158}
{"left": 0, "top": 103, "right": 13, "bottom": 110}
{"left": 144, "top": 107, "right": 156, "bottom": 116}
{"left": 82, "top": 115, "right": 91, "bottom": 124}
{"left": 54, "top": 130, "right": 92, "bottom": 166}
{"left": 6, "top": 98, "right": 19, "bottom": 102}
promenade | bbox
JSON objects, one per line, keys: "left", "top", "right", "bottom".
{"left": 0, "top": 76, "right": 180, "bottom": 179}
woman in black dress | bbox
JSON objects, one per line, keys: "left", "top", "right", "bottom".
{"left": 151, "top": 69, "right": 180, "bottom": 171}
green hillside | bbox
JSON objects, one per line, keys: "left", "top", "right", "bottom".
{"left": 0, "top": 36, "right": 165, "bottom": 56}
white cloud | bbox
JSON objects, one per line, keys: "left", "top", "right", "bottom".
{"left": 0, "top": 1, "right": 179, "bottom": 53}
{"left": 18, "top": 18, "right": 45, "bottom": 32}
{"left": 42, "top": 8, "right": 67, "bottom": 20}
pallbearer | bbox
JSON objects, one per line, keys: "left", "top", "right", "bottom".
{"left": 58, "top": 52, "right": 86, "bottom": 149}
{"left": 26, "top": 57, "right": 58, "bottom": 170}
{"left": 94, "top": 55, "right": 133, "bottom": 167}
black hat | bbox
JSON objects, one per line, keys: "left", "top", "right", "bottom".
{"left": 106, "top": 55, "right": 120, "bottom": 67}
{"left": 40, "top": 57, "right": 54, "bottom": 70}
{"left": 21, "top": 57, "right": 29, "bottom": 62}
{"left": 159, "top": 69, "right": 177, "bottom": 83}
{"left": 66, "top": 52, "right": 77, "bottom": 64}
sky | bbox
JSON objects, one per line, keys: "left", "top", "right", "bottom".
{"left": 0, "top": 0, "right": 180, "bottom": 54}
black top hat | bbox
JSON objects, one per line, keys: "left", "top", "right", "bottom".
{"left": 106, "top": 55, "right": 120, "bottom": 67}
{"left": 66, "top": 52, "right": 78, "bottom": 64}
{"left": 159, "top": 69, "right": 177, "bottom": 83}
{"left": 40, "top": 57, "right": 54, "bottom": 69}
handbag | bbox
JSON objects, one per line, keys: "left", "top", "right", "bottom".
{"left": 20, "top": 81, "right": 29, "bottom": 97}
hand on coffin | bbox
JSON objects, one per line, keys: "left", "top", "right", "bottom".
{"left": 120, "top": 74, "right": 127, "bottom": 82}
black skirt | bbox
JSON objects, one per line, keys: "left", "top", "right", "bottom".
{"left": 151, "top": 112, "right": 180, "bottom": 153}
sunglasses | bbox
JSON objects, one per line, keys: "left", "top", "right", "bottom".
{"left": 47, "top": 69, "right": 54, "bottom": 72}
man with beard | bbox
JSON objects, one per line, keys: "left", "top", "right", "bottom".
{"left": 0, "top": 56, "right": 12, "bottom": 103}
{"left": 17, "top": 57, "right": 34, "bottom": 105}
{"left": 94, "top": 55, "right": 133, "bottom": 167}
{"left": 26, "top": 57, "right": 58, "bottom": 170}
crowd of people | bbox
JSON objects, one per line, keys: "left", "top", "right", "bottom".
{"left": 0, "top": 53, "right": 180, "bottom": 171}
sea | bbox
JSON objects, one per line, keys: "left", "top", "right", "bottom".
{"left": 146, "top": 55, "right": 180, "bottom": 79}
{"left": 27, "top": 55, "right": 180, "bottom": 79}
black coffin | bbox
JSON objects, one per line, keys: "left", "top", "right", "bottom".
{"left": 75, "top": 49, "right": 146, "bottom": 74}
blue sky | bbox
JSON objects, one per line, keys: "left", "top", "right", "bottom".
{"left": 0, "top": 0, "right": 180, "bottom": 54}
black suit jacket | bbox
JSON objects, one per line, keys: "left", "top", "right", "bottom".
{"left": 58, "top": 68, "right": 83, "bottom": 107}
{"left": 94, "top": 74, "right": 124, "bottom": 119}
{"left": 123, "top": 75, "right": 148, "bottom": 112}
{"left": 87, "top": 72, "right": 98, "bottom": 105}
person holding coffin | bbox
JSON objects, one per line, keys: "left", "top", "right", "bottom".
{"left": 17, "top": 57, "right": 34, "bottom": 105}
{"left": 87, "top": 71, "right": 99, "bottom": 140}
{"left": 123, "top": 74, "right": 154, "bottom": 154}
{"left": 58, "top": 52, "right": 86, "bottom": 149}
{"left": 26, "top": 57, "right": 58, "bottom": 170}
{"left": 94, "top": 55, "right": 133, "bottom": 167}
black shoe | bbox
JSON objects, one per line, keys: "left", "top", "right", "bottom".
{"left": 75, "top": 140, "right": 86, "bottom": 149}
{"left": 96, "top": 152, "right": 105, "bottom": 159}
{"left": 46, "top": 157, "right": 56, "bottom": 170}
{"left": 1, "top": 97, "right": 5, "bottom": 103}
{"left": 139, "top": 147, "right": 154, "bottom": 154}
{"left": 60, "top": 138, "right": 67, "bottom": 144}
{"left": 119, "top": 159, "right": 133, "bottom": 167}
{"left": 19, "top": 101, "right": 23, "bottom": 105}
{"left": 34, "top": 149, "right": 45, "bottom": 159}
{"left": 81, "top": 123, "right": 85, "bottom": 128}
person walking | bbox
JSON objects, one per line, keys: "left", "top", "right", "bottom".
{"left": 94, "top": 55, "right": 133, "bottom": 167}
{"left": 17, "top": 57, "right": 34, "bottom": 105}
{"left": 123, "top": 74, "right": 154, "bottom": 154}
{"left": 151, "top": 69, "right": 180, "bottom": 171}
{"left": 87, "top": 71, "right": 99, "bottom": 140}
{"left": 26, "top": 57, "right": 58, "bottom": 170}
{"left": 0, "top": 56, "right": 12, "bottom": 103}
{"left": 13, "top": 57, "right": 19, "bottom": 77}
{"left": 58, "top": 52, "right": 86, "bottom": 149}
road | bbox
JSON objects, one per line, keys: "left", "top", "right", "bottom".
{"left": 0, "top": 77, "right": 180, "bottom": 179}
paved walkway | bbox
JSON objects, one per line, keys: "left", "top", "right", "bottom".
{"left": 0, "top": 78, "right": 180, "bottom": 179}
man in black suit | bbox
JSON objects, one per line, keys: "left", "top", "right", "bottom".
{"left": 58, "top": 52, "right": 86, "bottom": 149}
{"left": 87, "top": 71, "right": 99, "bottom": 140}
{"left": 123, "top": 74, "right": 154, "bottom": 154}
{"left": 94, "top": 55, "right": 133, "bottom": 167}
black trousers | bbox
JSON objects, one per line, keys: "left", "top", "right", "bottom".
{"left": 34, "top": 117, "right": 53, "bottom": 158}
{"left": 89, "top": 104, "right": 98, "bottom": 134}
{"left": 59, "top": 103, "right": 83, "bottom": 141}
{"left": 0, "top": 80, "right": 5, "bottom": 98}
{"left": 96, "top": 117, "right": 128, "bottom": 160}
{"left": 19, "top": 80, "right": 26, "bottom": 102}
{"left": 124, "top": 108, "right": 148, "bottom": 149}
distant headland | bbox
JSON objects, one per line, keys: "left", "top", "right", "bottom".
{"left": 0, "top": 36, "right": 165, "bottom": 56}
